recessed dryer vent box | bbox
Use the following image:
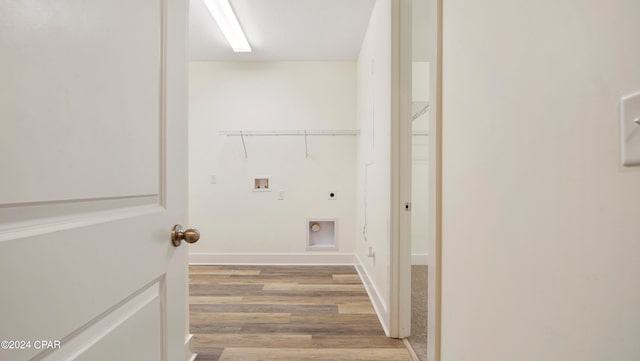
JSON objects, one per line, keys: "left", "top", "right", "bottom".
{"left": 306, "top": 218, "right": 338, "bottom": 251}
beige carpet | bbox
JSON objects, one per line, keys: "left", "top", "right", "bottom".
{"left": 407, "top": 265, "right": 427, "bottom": 361}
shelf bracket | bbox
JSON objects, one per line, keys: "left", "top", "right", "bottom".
{"left": 240, "top": 131, "right": 247, "bottom": 158}
{"left": 304, "top": 130, "right": 309, "bottom": 158}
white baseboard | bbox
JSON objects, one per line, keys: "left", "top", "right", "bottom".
{"left": 354, "top": 254, "right": 389, "bottom": 336}
{"left": 189, "top": 252, "right": 356, "bottom": 265}
{"left": 185, "top": 333, "right": 196, "bottom": 361}
{"left": 411, "top": 253, "right": 429, "bottom": 265}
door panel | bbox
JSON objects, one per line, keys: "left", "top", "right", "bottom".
{"left": 41, "top": 280, "right": 163, "bottom": 361}
{"left": 0, "top": 0, "right": 189, "bottom": 360}
{"left": 0, "top": 0, "right": 163, "bottom": 204}
{"left": 76, "top": 298, "right": 162, "bottom": 361}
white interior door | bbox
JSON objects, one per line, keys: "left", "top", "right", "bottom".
{"left": 0, "top": 0, "right": 190, "bottom": 360}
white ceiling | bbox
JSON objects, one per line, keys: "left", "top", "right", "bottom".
{"left": 189, "top": 0, "right": 377, "bottom": 61}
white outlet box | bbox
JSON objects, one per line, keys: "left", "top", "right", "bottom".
{"left": 621, "top": 91, "right": 640, "bottom": 166}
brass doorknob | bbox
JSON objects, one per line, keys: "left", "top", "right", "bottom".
{"left": 171, "top": 224, "right": 200, "bottom": 247}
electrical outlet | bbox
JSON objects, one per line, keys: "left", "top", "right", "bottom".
{"left": 278, "top": 190, "right": 285, "bottom": 200}
{"left": 328, "top": 191, "right": 337, "bottom": 200}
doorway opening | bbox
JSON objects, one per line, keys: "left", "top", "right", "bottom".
{"left": 403, "top": 0, "right": 431, "bottom": 360}
{"left": 186, "top": 0, "right": 439, "bottom": 360}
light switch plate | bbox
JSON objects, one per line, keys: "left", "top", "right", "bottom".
{"left": 621, "top": 92, "right": 640, "bottom": 166}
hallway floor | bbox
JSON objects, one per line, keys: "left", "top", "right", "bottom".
{"left": 189, "top": 265, "right": 412, "bottom": 361}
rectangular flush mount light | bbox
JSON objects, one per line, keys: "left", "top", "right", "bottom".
{"left": 203, "top": 0, "right": 251, "bottom": 52}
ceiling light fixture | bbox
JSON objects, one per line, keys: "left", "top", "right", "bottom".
{"left": 203, "top": 0, "right": 251, "bottom": 52}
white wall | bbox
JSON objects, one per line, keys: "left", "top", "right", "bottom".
{"left": 188, "top": 62, "right": 357, "bottom": 263}
{"left": 355, "top": 0, "right": 392, "bottom": 331}
{"left": 442, "top": 1, "right": 640, "bottom": 360}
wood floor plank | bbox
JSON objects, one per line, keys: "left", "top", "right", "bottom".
{"left": 198, "top": 277, "right": 357, "bottom": 285}
{"left": 310, "top": 335, "right": 408, "bottom": 348}
{"left": 218, "top": 348, "right": 413, "bottom": 361}
{"left": 191, "top": 303, "right": 338, "bottom": 314}
{"left": 193, "top": 334, "right": 406, "bottom": 350}
{"left": 189, "top": 296, "right": 243, "bottom": 304}
{"left": 189, "top": 284, "right": 264, "bottom": 296}
{"left": 262, "top": 283, "right": 365, "bottom": 292}
{"left": 235, "top": 322, "right": 386, "bottom": 336}
{"left": 190, "top": 324, "right": 242, "bottom": 334}
{"left": 193, "top": 334, "right": 312, "bottom": 349}
{"left": 337, "top": 301, "right": 376, "bottom": 314}
{"left": 190, "top": 265, "right": 411, "bottom": 361}
{"left": 239, "top": 295, "right": 371, "bottom": 305}
{"left": 189, "top": 266, "right": 260, "bottom": 276}
{"left": 191, "top": 312, "right": 291, "bottom": 324}
{"left": 332, "top": 274, "right": 362, "bottom": 283}
{"left": 289, "top": 312, "right": 380, "bottom": 324}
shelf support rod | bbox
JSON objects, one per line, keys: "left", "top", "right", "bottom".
{"left": 240, "top": 131, "right": 248, "bottom": 158}
{"left": 304, "top": 130, "right": 309, "bottom": 158}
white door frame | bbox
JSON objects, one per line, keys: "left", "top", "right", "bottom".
{"left": 389, "top": 1, "right": 442, "bottom": 361}
{"left": 389, "top": 0, "right": 413, "bottom": 338}
{"left": 427, "top": 0, "right": 442, "bottom": 360}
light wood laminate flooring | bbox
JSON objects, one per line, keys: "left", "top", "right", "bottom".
{"left": 190, "top": 265, "right": 412, "bottom": 361}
